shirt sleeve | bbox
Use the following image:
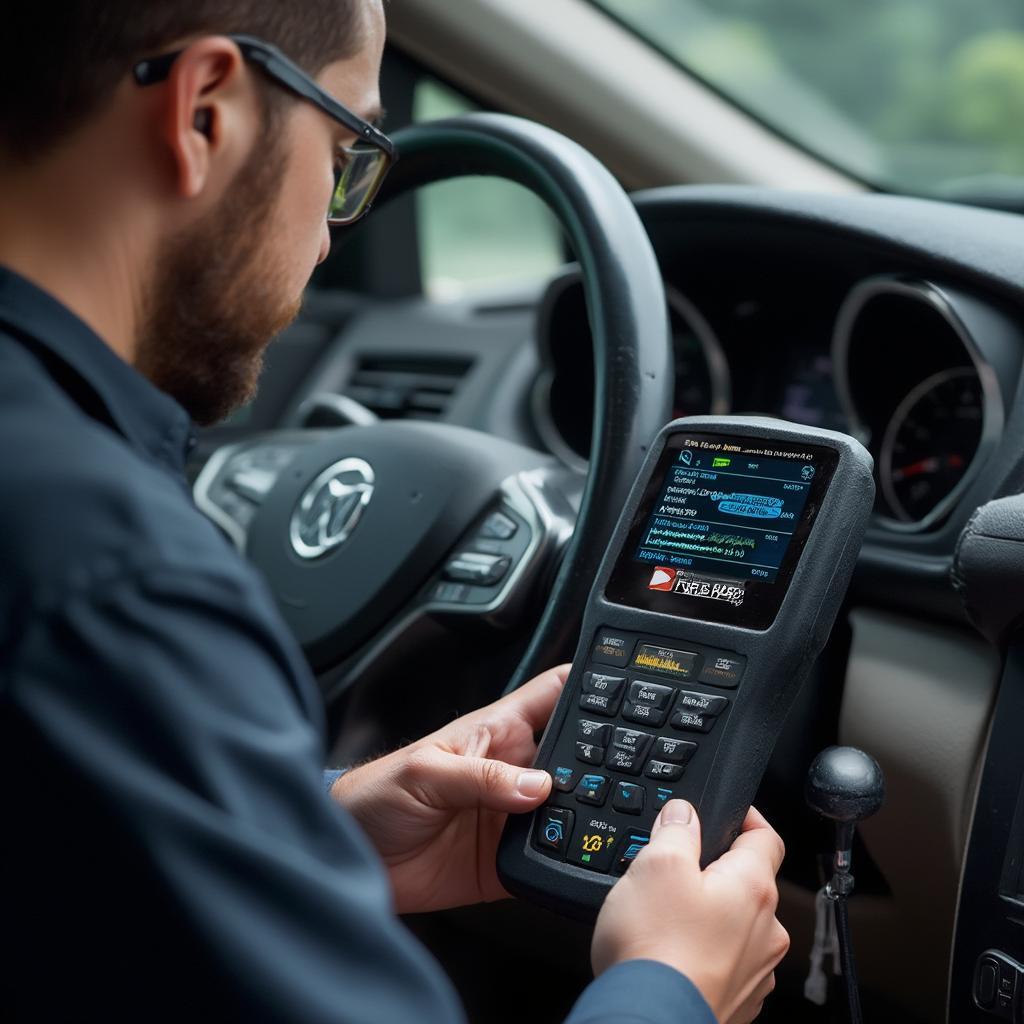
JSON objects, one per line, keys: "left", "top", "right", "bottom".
{"left": 5, "top": 562, "right": 465, "bottom": 1024}
{"left": 565, "top": 960, "right": 718, "bottom": 1024}
{"left": 323, "top": 768, "right": 347, "bottom": 793}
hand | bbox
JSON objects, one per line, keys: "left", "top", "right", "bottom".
{"left": 331, "top": 665, "right": 568, "bottom": 914}
{"left": 592, "top": 801, "right": 790, "bottom": 1024}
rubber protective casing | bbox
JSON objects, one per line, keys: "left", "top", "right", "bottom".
{"left": 497, "top": 415, "right": 875, "bottom": 919}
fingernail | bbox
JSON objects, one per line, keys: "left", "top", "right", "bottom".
{"left": 661, "top": 799, "right": 693, "bottom": 825}
{"left": 517, "top": 770, "right": 549, "bottom": 798}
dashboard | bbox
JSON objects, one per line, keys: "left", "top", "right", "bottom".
{"left": 534, "top": 259, "right": 1018, "bottom": 537}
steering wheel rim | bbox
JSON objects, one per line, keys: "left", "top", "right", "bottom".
{"left": 366, "top": 113, "right": 673, "bottom": 689}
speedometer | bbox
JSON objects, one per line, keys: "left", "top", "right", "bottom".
{"left": 879, "top": 367, "right": 984, "bottom": 524}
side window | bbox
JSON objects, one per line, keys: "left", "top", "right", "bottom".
{"left": 412, "top": 77, "right": 564, "bottom": 299}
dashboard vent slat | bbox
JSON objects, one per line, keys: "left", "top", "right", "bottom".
{"left": 343, "top": 353, "right": 473, "bottom": 421}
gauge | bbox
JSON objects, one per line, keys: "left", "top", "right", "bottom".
{"left": 879, "top": 367, "right": 984, "bottom": 524}
{"left": 665, "top": 285, "right": 731, "bottom": 418}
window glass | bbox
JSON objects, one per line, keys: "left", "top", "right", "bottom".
{"left": 413, "top": 78, "right": 564, "bottom": 299}
{"left": 592, "top": 0, "right": 1024, "bottom": 204}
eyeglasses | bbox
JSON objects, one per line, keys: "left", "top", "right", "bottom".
{"left": 133, "top": 33, "right": 396, "bottom": 226}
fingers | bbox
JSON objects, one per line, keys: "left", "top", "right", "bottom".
{"left": 640, "top": 800, "right": 702, "bottom": 871}
{"left": 725, "top": 807, "right": 786, "bottom": 875}
{"left": 405, "top": 747, "right": 552, "bottom": 813}
{"left": 491, "top": 663, "right": 570, "bottom": 734}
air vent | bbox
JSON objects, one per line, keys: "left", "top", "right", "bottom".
{"left": 344, "top": 354, "right": 473, "bottom": 420}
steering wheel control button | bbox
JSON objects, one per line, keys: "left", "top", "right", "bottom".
{"left": 632, "top": 643, "right": 697, "bottom": 681}
{"left": 479, "top": 511, "right": 518, "bottom": 540}
{"left": 612, "top": 829, "right": 651, "bottom": 875}
{"left": 575, "top": 741, "right": 606, "bottom": 766}
{"left": 671, "top": 710, "right": 715, "bottom": 733}
{"left": 652, "top": 736, "right": 698, "bottom": 764}
{"left": 697, "top": 652, "right": 746, "bottom": 689}
{"left": 578, "top": 720, "right": 613, "bottom": 745}
{"left": 568, "top": 819, "right": 619, "bottom": 873}
{"left": 675, "top": 690, "right": 729, "bottom": 716}
{"left": 443, "top": 551, "right": 512, "bottom": 586}
{"left": 645, "top": 760, "right": 685, "bottom": 782}
{"left": 591, "top": 630, "right": 634, "bottom": 668}
{"left": 629, "top": 679, "right": 674, "bottom": 708}
{"left": 574, "top": 773, "right": 610, "bottom": 806}
{"left": 605, "top": 747, "right": 644, "bottom": 775}
{"left": 612, "top": 782, "right": 645, "bottom": 815}
{"left": 551, "top": 766, "right": 578, "bottom": 793}
{"left": 535, "top": 807, "right": 574, "bottom": 858}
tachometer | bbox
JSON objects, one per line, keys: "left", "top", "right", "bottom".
{"left": 666, "top": 285, "right": 731, "bottom": 418}
{"left": 879, "top": 367, "right": 984, "bottom": 524}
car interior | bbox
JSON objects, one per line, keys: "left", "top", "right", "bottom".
{"left": 187, "top": 2, "right": 1024, "bottom": 1021}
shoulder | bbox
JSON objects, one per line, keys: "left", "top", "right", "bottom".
{"left": 0, "top": 340, "right": 245, "bottom": 616}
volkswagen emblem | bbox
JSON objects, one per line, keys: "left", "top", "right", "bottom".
{"left": 289, "top": 458, "right": 374, "bottom": 559}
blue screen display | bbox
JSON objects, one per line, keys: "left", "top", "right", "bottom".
{"left": 633, "top": 442, "right": 820, "bottom": 584}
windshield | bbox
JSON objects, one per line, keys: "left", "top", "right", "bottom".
{"left": 591, "top": 0, "right": 1024, "bottom": 205}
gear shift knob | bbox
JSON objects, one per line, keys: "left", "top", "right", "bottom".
{"left": 806, "top": 745, "right": 885, "bottom": 823}
{"left": 806, "top": 746, "right": 885, "bottom": 887}
{"left": 804, "top": 747, "right": 884, "bottom": 1024}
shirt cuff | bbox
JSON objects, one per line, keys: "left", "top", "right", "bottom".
{"left": 564, "top": 959, "right": 717, "bottom": 1024}
{"left": 322, "top": 768, "right": 347, "bottom": 794}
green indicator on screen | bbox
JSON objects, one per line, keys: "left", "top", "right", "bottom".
{"left": 712, "top": 457, "right": 731, "bottom": 468}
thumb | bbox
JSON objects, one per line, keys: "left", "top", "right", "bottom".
{"left": 421, "top": 749, "right": 552, "bottom": 813}
{"left": 645, "top": 799, "right": 703, "bottom": 868}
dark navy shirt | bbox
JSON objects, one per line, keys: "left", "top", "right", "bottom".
{"left": 0, "top": 267, "right": 714, "bottom": 1024}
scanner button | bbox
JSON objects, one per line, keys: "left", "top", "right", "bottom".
{"left": 697, "top": 653, "right": 746, "bottom": 689}
{"left": 645, "top": 760, "right": 685, "bottom": 782}
{"left": 622, "top": 700, "right": 668, "bottom": 728}
{"left": 574, "top": 773, "right": 610, "bottom": 806}
{"left": 535, "top": 806, "right": 574, "bottom": 858}
{"left": 628, "top": 680, "right": 674, "bottom": 709}
{"left": 551, "top": 766, "right": 578, "bottom": 793}
{"left": 675, "top": 690, "right": 729, "bottom": 716}
{"left": 575, "top": 741, "right": 606, "bottom": 766}
{"left": 612, "top": 829, "right": 651, "bottom": 875}
{"left": 670, "top": 709, "right": 716, "bottom": 734}
{"left": 580, "top": 692, "right": 619, "bottom": 717}
{"left": 613, "top": 727, "right": 653, "bottom": 754}
{"left": 653, "top": 786, "right": 675, "bottom": 808}
{"left": 605, "top": 747, "right": 644, "bottom": 776}
{"left": 612, "top": 782, "right": 645, "bottom": 815}
{"left": 653, "top": 736, "right": 698, "bottom": 764}
{"left": 568, "top": 819, "right": 618, "bottom": 873}
{"left": 578, "top": 720, "right": 613, "bottom": 745}
{"left": 591, "top": 630, "right": 633, "bottom": 667}
{"left": 583, "top": 672, "right": 626, "bottom": 698}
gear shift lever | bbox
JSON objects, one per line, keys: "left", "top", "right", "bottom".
{"left": 805, "top": 746, "right": 885, "bottom": 1024}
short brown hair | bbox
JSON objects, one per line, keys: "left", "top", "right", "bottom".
{"left": 0, "top": 1, "right": 366, "bottom": 161}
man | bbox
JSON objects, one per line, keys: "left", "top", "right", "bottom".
{"left": 0, "top": 2, "right": 789, "bottom": 1022}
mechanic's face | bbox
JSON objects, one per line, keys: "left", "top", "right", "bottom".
{"left": 137, "top": 3, "right": 386, "bottom": 426}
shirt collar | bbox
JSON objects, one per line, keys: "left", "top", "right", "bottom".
{"left": 0, "top": 265, "right": 196, "bottom": 476}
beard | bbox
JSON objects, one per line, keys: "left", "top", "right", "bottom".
{"left": 136, "top": 137, "right": 302, "bottom": 426}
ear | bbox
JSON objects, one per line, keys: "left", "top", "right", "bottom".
{"left": 159, "top": 37, "right": 253, "bottom": 200}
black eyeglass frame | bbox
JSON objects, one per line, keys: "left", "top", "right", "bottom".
{"left": 133, "top": 33, "right": 396, "bottom": 225}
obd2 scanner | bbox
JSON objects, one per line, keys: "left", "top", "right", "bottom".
{"left": 498, "top": 416, "right": 874, "bottom": 918}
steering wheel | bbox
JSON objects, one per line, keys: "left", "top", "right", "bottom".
{"left": 193, "top": 113, "right": 672, "bottom": 698}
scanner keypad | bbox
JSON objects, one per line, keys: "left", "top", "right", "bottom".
{"left": 536, "top": 626, "right": 743, "bottom": 875}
